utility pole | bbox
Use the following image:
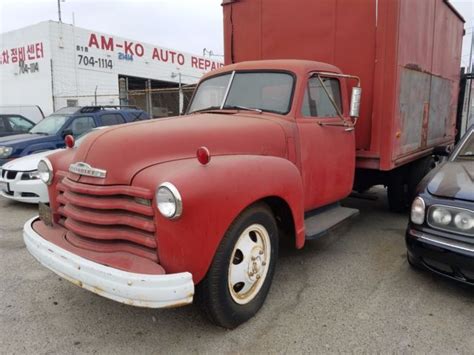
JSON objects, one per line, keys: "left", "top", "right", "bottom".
{"left": 57, "top": 0, "right": 63, "bottom": 22}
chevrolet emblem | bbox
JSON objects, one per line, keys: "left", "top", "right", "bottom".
{"left": 69, "top": 162, "right": 107, "bottom": 178}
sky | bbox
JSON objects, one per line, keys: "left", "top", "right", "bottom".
{"left": 0, "top": 0, "right": 473, "bottom": 66}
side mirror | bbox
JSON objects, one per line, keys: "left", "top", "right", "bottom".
{"left": 349, "top": 86, "right": 362, "bottom": 118}
{"left": 433, "top": 145, "right": 452, "bottom": 157}
{"left": 62, "top": 129, "right": 73, "bottom": 139}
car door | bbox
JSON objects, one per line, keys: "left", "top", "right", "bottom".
{"left": 296, "top": 75, "right": 355, "bottom": 211}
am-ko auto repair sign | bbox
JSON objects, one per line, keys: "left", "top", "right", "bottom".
{"left": 76, "top": 32, "right": 223, "bottom": 73}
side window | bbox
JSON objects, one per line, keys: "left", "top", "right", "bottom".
{"left": 100, "top": 113, "right": 126, "bottom": 126}
{"left": 302, "top": 77, "right": 342, "bottom": 118}
{"left": 8, "top": 116, "right": 34, "bottom": 132}
{"left": 66, "top": 116, "right": 96, "bottom": 136}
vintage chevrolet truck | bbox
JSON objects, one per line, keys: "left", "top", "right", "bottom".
{"left": 24, "top": 59, "right": 362, "bottom": 328}
{"left": 23, "top": 0, "right": 464, "bottom": 329}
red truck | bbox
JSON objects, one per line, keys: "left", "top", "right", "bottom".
{"left": 23, "top": 0, "right": 463, "bottom": 328}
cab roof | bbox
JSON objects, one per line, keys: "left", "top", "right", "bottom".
{"left": 202, "top": 59, "right": 343, "bottom": 80}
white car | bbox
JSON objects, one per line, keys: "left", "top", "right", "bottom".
{"left": 0, "top": 150, "right": 59, "bottom": 203}
{"left": 0, "top": 127, "right": 106, "bottom": 204}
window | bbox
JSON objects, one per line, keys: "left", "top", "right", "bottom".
{"left": 67, "top": 99, "right": 78, "bottom": 107}
{"left": 0, "top": 117, "right": 8, "bottom": 131}
{"left": 100, "top": 113, "right": 125, "bottom": 126}
{"left": 8, "top": 115, "right": 34, "bottom": 132}
{"left": 224, "top": 72, "right": 293, "bottom": 114}
{"left": 188, "top": 71, "right": 294, "bottom": 115}
{"left": 302, "top": 77, "right": 342, "bottom": 118}
{"left": 30, "top": 115, "right": 69, "bottom": 135}
{"left": 188, "top": 74, "right": 232, "bottom": 113}
{"left": 67, "top": 116, "right": 96, "bottom": 136}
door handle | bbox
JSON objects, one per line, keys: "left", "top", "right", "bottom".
{"left": 344, "top": 126, "right": 355, "bottom": 132}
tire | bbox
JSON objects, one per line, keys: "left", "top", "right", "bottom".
{"left": 407, "top": 156, "right": 435, "bottom": 200}
{"left": 407, "top": 252, "right": 422, "bottom": 270}
{"left": 196, "top": 203, "right": 279, "bottom": 329}
{"left": 387, "top": 173, "right": 409, "bottom": 213}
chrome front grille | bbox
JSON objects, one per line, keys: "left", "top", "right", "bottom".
{"left": 56, "top": 178, "right": 157, "bottom": 261}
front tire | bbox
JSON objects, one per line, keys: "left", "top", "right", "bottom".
{"left": 196, "top": 203, "right": 278, "bottom": 329}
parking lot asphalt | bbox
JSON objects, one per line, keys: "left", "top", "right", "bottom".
{"left": 1, "top": 186, "right": 473, "bottom": 354}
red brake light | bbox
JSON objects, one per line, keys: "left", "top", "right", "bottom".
{"left": 196, "top": 146, "right": 210, "bottom": 165}
{"left": 65, "top": 135, "right": 75, "bottom": 148}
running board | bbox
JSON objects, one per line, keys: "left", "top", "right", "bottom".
{"left": 304, "top": 204, "right": 359, "bottom": 240}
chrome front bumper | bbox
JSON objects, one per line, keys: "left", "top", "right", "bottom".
{"left": 23, "top": 217, "right": 194, "bottom": 308}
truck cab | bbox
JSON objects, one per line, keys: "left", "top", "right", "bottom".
{"left": 23, "top": 60, "right": 361, "bottom": 328}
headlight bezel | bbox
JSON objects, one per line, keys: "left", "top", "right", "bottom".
{"left": 427, "top": 204, "right": 474, "bottom": 237}
{"left": 410, "top": 196, "right": 426, "bottom": 225}
{"left": 37, "top": 158, "right": 54, "bottom": 185}
{"left": 156, "top": 182, "right": 183, "bottom": 220}
{"left": 0, "top": 146, "right": 13, "bottom": 159}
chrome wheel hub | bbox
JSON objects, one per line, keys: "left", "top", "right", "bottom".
{"left": 228, "top": 224, "right": 271, "bottom": 305}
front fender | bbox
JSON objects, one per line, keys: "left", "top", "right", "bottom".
{"left": 133, "top": 155, "right": 305, "bottom": 283}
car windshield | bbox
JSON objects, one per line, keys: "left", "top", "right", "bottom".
{"left": 30, "top": 115, "right": 69, "bottom": 135}
{"left": 454, "top": 130, "right": 474, "bottom": 161}
{"left": 188, "top": 71, "right": 294, "bottom": 115}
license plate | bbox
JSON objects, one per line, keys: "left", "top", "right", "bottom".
{"left": 39, "top": 202, "right": 53, "bottom": 227}
{"left": 0, "top": 181, "right": 8, "bottom": 193}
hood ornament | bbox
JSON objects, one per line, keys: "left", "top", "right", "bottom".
{"left": 69, "top": 162, "right": 107, "bottom": 178}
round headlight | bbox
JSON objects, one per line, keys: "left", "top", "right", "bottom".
{"left": 410, "top": 197, "right": 425, "bottom": 225}
{"left": 454, "top": 212, "right": 473, "bottom": 231}
{"left": 432, "top": 207, "right": 452, "bottom": 226}
{"left": 38, "top": 159, "right": 53, "bottom": 185}
{"left": 156, "top": 182, "right": 182, "bottom": 219}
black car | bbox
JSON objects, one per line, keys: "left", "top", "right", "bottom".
{"left": 406, "top": 125, "right": 474, "bottom": 283}
{"left": 0, "top": 114, "right": 35, "bottom": 137}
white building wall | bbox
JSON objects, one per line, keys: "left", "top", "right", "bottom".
{"left": 0, "top": 22, "right": 54, "bottom": 114}
{"left": 1, "top": 21, "right": 223, "bottom": 115}
{"left": 48, "top": 21, "right": 222, "bottom": 111}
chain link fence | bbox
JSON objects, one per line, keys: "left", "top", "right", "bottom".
{"left": 127, "top": 85, "right": 196, "bottom": 117}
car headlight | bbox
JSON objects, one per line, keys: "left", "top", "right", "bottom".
{"left": 21, "top": 170, "right": 41, "bottom": 180}
{"left": 454, "top": 212, "right": 474, "bottom": 231}
{"left": 428, "top": 205, "right": 473, "bottom": 236}
{"left": 410, "top": 197, "right": 425, "bottom": 225}
{"left": 37, "top": 159, "right": 53, "bottom": 185}
{"left": 0, "top": 146, "right": 13, "bottom": 158}
{"left": 156, "top": 182, "right": 182, "bottom": 219}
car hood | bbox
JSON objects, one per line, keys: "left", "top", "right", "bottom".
{"left": 427, "top": 161, "right": 474, "bottom": 202}
{"left": 69, "top": 113, "right": 288, "bottom": 185}
{"left": 0, "top": 133, "right": 54, "bottom": 148}
{"left": 2, "top": 149, "right": 62, "bottom": 171}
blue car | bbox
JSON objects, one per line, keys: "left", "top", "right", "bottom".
{"left": 0, "top": 106, "right": 150, "bottom": 166}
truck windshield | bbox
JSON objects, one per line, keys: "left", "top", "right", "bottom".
{"left": 188, "top": 71, "right": 294, "bottom": 115}
{"left": 30, "top": 115, "right": 69, "bottom": 135}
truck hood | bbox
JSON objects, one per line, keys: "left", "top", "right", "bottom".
{"left": 427, "top": 161, "right": 474, "bottom": 202}
{"left": 0, "top": 133, "right": 56, "bottom": 150}
{"left": 70, "top": 113, "right": 288, "bottom": 185}
{"left": 2, "top": 149, "right": 61, "bottom": 172}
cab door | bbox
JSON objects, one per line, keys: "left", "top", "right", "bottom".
{"left": 296, "top": 75, "right": 355, "bottom": 211}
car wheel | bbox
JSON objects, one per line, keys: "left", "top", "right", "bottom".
{"left": 196, "top": 203, "right": 278, "bottom": 329}
{"left": 407, "top": 252, "right": 422, "bottom": 269}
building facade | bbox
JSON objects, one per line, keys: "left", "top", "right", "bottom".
{"left": 0, "top": 21, "right": 223, "bottom": 116}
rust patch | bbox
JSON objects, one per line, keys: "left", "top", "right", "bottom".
{"left": 421, "top": 102, "right": 429, "bottom": 148}
{"left": 405, "top": 63, "right": 423, "bottom": 72}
